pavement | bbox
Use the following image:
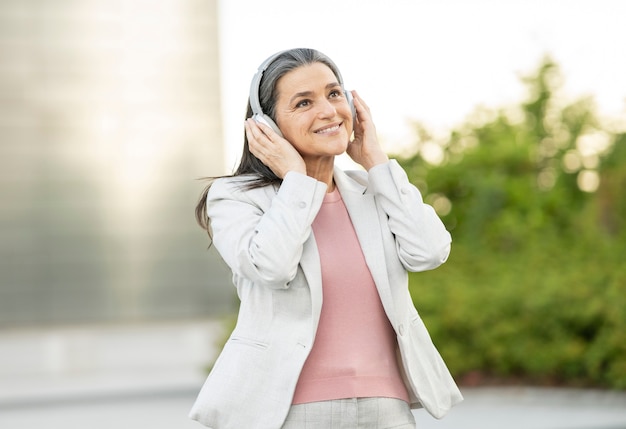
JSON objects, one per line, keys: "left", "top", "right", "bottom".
{"left": 1, "top": 321, "right": 626, "bottom": 429}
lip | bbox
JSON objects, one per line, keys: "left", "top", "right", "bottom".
{"left": 313, "top": 122, "right": 342, "bottom": 135}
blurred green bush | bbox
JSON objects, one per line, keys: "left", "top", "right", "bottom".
{"left": 400, "top": 57, "right": 626, "bottom": 389}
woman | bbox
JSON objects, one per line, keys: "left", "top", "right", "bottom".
{"left": 190, "top": 48, "right": 463, "bottom": 429}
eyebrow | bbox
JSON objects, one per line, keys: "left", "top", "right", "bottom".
{"left": 288, "top": 82, "right": 341, "bottom": 105}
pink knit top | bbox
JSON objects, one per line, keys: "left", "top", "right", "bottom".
{"left": 292, "top": 188, "right": 410, "bottom": 404}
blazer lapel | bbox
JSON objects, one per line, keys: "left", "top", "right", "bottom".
{"left": 299, "top": 233, "right": 323, "bottom": 336}
{"left": 333, "top": 167, "right": 396, "bottom": 318}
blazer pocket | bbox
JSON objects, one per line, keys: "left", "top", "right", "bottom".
{"left": 229, "top": 336, "right": 269, "bottom": 350}
{"left": 409, "top": 314, "right": 430, "bottom": 336}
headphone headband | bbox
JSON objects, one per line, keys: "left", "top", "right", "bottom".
{"left": 248, "top": 50, "right": 288, "bottom": 121}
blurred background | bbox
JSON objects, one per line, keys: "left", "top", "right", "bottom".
{"left": 1, "top": 0, "right": 625, "bottom": 428}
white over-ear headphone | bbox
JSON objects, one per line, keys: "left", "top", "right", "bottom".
{"left": 248, "top": 49, "right": 356, "bottom": 138}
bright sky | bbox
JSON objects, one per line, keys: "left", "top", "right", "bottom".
{"left": 217, "top": 0, "right": 626, "bottom": 171}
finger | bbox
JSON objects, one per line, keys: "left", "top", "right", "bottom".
{"left": 246, "top": 120, "right": 273, "bottom": 152}
{"left": 244, "top": 119, "right": 254, "bottom": 144}
{"left": 245, "top": 121, "right": 266, "bottom": 157}
{"left": 248, "top": 118, "right": 279, "bottom": 143}
{"left": 246, "top": 118, "right": 264, "bottom": 139}
{"left": 352, "top": 90, "right": 370, "bottom": 111}
{"left": 351, "top": 95, "right": 371, "bottom": 127}
{"left": 247, "top": 120, "right": 284, "bottom": 166}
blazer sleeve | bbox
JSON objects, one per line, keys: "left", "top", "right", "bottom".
{"left": 367, "top": 159, "right": 451, "bottom": 271}
{"left": 206, "top": 172, "right": 327, "bottom": 289}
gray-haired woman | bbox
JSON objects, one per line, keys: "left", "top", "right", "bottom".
{"left": 190, "top": 48, "right": 462, "bottom": 429}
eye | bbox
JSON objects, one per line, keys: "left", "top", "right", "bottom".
{"left": 329, "top": 89, "right": 342, "bottom": 98}
{"left": 295, "top": 99, "right": 310, "bottom": 108}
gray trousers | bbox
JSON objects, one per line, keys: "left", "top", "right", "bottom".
{"left": 281, "top": 397, "right": 417, "bottom": 429}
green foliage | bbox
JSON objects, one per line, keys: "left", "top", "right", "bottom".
{"left": 399, "top": 57, "right": 626, "bottom": 389}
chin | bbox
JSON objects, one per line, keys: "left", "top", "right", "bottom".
{"left": 332, "top": 139, "right": 349, "bottom": 155}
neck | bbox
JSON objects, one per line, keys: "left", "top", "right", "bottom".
{"left": 305, "top": 156, "right": 335, "bottom": 192}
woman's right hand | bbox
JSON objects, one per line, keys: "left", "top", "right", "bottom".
{"left": 245, "top": 118, "right": 307, "bottom": 178}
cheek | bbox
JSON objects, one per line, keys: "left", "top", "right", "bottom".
{"left": 345, "top": 117, "right": 354, "bottom": 137}
{"left": 276, "top": 120, "right": 310, "bottom": 153}
{"left": 282, "top": 120, "right": 304, "bottom": 141}
{"left": 281, "top": 115, "right": 312, "bottom": 140}
{"left": 339, "top": 104, "right": 354, "bottom": 135}
{"left": 274, "top": 113, "right": 296, "bottom": 138}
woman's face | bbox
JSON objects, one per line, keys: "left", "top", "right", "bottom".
{"left": 273, "top": 62, "right": 353, "bottom": 162}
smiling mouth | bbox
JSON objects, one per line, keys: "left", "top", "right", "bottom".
{"left": 314, "top": 123, "right": 341, "bottom": 134}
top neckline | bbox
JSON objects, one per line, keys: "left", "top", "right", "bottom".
{"left": 323, "top": 187, "right": 342, "bottom": 203}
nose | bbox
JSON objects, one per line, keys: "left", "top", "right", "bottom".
{"left": 316, "top": 98, "right": 336, "bottom": 119}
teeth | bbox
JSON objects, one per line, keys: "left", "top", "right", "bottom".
{"left": 316, "top": 125, "right": 339, "bottom": 134}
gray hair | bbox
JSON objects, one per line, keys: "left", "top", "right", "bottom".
{"left": 195, "top": 48, "right": 346, "bottom": 236}
{"left": 258, "top": 48, "right": 345, "bottom": 123}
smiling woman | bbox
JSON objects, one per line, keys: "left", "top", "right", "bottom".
{"left": 262, "top": 62, "right": 353, "bottom": 180}
{"left": 190, "top": 48, "right": 462, "bottom": 429}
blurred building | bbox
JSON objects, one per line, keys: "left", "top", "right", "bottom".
{"left": 0, "top": 0, "right": 234, "bottom": 327}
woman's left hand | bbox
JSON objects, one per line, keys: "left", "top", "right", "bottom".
{"left": 346, "top": 90, "right": 389, "bottom": 170}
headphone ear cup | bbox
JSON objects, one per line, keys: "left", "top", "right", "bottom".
{"left": 253, "top": 114, "right": 283, "bottom": 138}
{"left": 345, "top": 90, "right": 356, "bottom": 127}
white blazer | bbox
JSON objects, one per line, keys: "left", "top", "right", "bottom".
{"left": 189, "top": 160, "right": 463, "bottom": 429}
